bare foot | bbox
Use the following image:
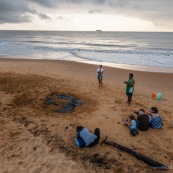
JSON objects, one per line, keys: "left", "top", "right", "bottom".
{"left": 122, "top": 118, "right": 128, "bottom": 122}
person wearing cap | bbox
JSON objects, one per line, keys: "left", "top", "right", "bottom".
{"left": 148, "top": 107, "right": 163, "bottom": 129}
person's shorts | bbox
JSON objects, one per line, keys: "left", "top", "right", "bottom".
{"left": 97, "top": 75, "right": 103, "bottom": 81}
{"left": 126, "top": 92, "right": 133, "bottom": 97}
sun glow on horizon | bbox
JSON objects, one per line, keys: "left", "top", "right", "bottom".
{"left": 0, "top": 12, "right": 171, "bottom": 32}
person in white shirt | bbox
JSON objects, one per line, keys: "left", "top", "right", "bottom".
{"left": 96, "top": 65, "right": 104, "bottom": 87}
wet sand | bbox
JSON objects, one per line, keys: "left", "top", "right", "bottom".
{"left": 0, "top": 58, "right": 173, "bottom": 173}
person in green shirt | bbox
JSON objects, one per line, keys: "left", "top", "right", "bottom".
{"left": 124, "top": 73, "right": 135, "bottom": 105}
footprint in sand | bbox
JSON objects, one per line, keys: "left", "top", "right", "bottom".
{"left": 17, "top": 161, "right": 24, "bottom": 166}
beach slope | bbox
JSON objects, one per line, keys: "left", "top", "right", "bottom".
{"left": 0, "top": 58, "right": 173, "bottom": 173}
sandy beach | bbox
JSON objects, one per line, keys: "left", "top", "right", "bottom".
{"left": 0, "top": 57, "right": 173, "bottom": 173}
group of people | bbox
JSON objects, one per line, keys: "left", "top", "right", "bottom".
{"left": 97, "top": 65, "right": 135, "bottom": 106}
{"left": 75, "top": 65, "right": 163, "bottom": 147}
{"left": 75, "top": 106, "right": 163, "bottom": 148}
{"left": 123, "top": 107, "right": 163, "bottom": 136}
{"left": 122, "top": 71, "right": 163, "bottom": 135}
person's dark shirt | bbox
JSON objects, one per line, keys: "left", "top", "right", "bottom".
{"left": 137, "top": 114, "right": 149, "bottom": 131}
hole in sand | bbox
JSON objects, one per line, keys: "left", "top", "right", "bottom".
{"left": 45, "top": 94, "right": 83, "bottom": 113}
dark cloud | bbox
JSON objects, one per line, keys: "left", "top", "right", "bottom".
{"left": 28, "top": 0, "right": 58, "bottom": 8}
{"left": 88, "top": 9, "right": 102, "bottom": 14}
{"left": 0, "top": 0, "right": 50, "bottom": 24}
{"left": 0, "top": 14, "right": 32, "bottom": 24}
{"left": 29, "top": 0, "right": 106, "bottom": 7}
{"left": 105, "top": 0, "right": 173, "bottom": 23}
{"left": 28, "top": 0, "right": 173, "bottom": 23}
{"left": 0, "top": 0, "right": 172, "bottom": 28}
{"left": 38, "top": 13, "right": 51, "bottom": 20}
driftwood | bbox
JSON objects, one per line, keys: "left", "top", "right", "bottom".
{"left": 101, "top": 137, "right": 168, "bottom": 170}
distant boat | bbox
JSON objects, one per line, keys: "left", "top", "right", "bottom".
{"left": 96, "top": 30, "right": 102, "bottom": 31}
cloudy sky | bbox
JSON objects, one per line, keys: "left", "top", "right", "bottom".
{"left": 0, "top": 0, "right": 172, "bottom": 31}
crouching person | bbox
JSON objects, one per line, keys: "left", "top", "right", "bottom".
{"left": 76, "top": 126, "right": 100, "bottom": 148}
{"left": 148, "top": 107, "right": 163, "bottom": 129}
{"left": 123, "top": 115, "right": 138, "bottom": 136}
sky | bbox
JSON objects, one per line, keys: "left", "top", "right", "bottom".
{"left": 0, "top": 0, "right": 173, "bottom": 31}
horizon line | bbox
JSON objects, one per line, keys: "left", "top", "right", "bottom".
{"left": 0, "top": 29, "right": 173, "bottom": 33}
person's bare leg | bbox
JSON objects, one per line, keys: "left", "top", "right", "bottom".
{"left": 98, "top": 79, "right": 100, "bottom": 87}
{"left": 122, "top": 118, "right": 130, "bottom": 125}
{"left": 129, "top": 97, "right": 132, "bottom": 105}
{"left": 127, "top": 97, "right": 129, "bottom": 104}
{"left": 127, "top": 96, "right": 132, "bottom": 105}
{"left": 100, "top": 80, "right": 103, "bottom": 87}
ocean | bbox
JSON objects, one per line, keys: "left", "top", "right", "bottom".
{"left": 0, "top": 31, "right": 173, "bottom": 68}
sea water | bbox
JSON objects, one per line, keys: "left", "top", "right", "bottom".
{"left": 0, "top": 31, "right": 173, "bottom": 69}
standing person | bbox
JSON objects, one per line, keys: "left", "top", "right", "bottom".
{"left": 124, "top": 73, "right": 135, "bottom": 105}
{"left": 96, "top": 65, "right": 104, "bottom": 87}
